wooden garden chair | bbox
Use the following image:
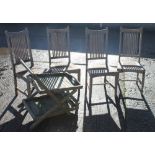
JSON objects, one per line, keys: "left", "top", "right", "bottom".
{"left": 5, "top": 28, "right": 47, "bottom": 96}
{"left": 117, "top": 27, "right": 145, "bottom": 92}
{"left": 47, "top": 26, "right": 81, "bottom": 100}
{"left": 47, "top": 26, "right": 81, "bottom": 82}
{"left": 85, "top": 27, "right": 119, "bottom": 105}
{"left": 19, "top": 58, "right": 82, "bottom": 129}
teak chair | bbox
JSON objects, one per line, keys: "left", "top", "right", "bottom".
{"left": 5, "top": 28, "right": 34, "bottom": 96}
{"left": 5, "top": 28, "right": 47, "bottom": 96}
{"left": 117, "top": 27, "right": 145, "bottom": 92}
{"left": 47, "top": 26, "right": 81, "bottom": 100}
{"left": 85, "top": 27, "right": 113, "bottom": 105}
{"left": 47, "top": 26, "right": 81, "bottom": 82}
{"left": 20, "top": 58, "right": 82, "bottom": 129}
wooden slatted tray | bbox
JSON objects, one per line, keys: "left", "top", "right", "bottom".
{"left": 29, "top": 72, "right": 82, "bottom": 92}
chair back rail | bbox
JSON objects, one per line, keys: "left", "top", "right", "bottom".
{"left": 47, "top": 26, "right": 70, "bottom": 64}
{"left": 86, "top": 27, "right": 108, "bottom": 60}
{"left": 5, "top": 28, "right": 33, "bottom": 66}
{"left": 85, "top": 27, "right": 109, "bottom": 71}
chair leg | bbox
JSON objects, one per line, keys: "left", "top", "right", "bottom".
{"left": 89, "top": 77, "right": 93, "bottom": 105}
{"left": 77, "top": 70, "right": 81, "bottom": 101}
{"left": 84, "top": 71, "right": 88, "bottom": 105}
{"left": 14, "top": 76, "right": 18, "bottom": 96}
{"left": 141, "top": 71, "right": 145, "bottom": 93}
{"left": 78, "top": 69, "right": 81, "bottom": 82}
{"left": 115, "top": 74, "right": 119, "bottom": 103}
{"left": 136, "top": 73, "right": 139, "bottom": 84}
{"left": 27, "top": 80, "right": 31, "bottom": 97}
{"left": 115, "top": 74, "right": 118, "bottom": 98}
{"left": 104, "top": 75, "right": 107, "bottom": 84}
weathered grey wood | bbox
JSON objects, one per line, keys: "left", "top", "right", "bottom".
{"left": 20, "top": 58, "right": 82, "bottom": 129}
{"left": 119, "top": 27, "right": 143, "bottom": 61}
{"left": 118, "top": 27, "right": 145, "bottom": 92}
{"left": 85, "top": 27, "right": 118, "bottom": 105}
{"left": 86, "top": 27, "right": 108, "bottom": 61}
{"left": 5, "top": 28, "right": 34, "bottom": 96}
{"left": 47, "top": 26, "right": 70, "bottom": 63}
{"left": 23, "top": 94, "right": 77, "bottom": 129}
{"left": 5, "top": 28, "right": 33, "bottom": 66}
{"left": 47, "top": 26, "right": 81, "bottom": 99}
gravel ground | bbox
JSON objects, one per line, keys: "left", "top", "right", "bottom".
{"left": 0, "top": 48, "right": 155, "bottom": 132}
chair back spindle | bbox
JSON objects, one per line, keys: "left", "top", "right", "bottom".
{"left": 5, "top": 28, "right": 33, "bottom": 66}
{"left": 85, "top": 27, "right": 108, "bottom": 69}
{"left": 119, "top": 27, "right": 143, "bottom": 62}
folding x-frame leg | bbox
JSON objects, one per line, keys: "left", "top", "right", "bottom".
{"left": 30, "top": 89, "right": 78, "bottom": 129}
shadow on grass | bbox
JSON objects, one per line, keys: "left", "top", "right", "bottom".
{"left": 33, "top": 113, "right": 78, "bottom": 132}
{"left": 0, "top": 93, "right": 78, "bottom": 132}
{"left": 118, "top": 81, "right": 155, "bottom": 132}
{"left": 0, "top": 102, "right": 78, "bottom": 132}
{"left": 83, "top": 113, "right": 120, "bottom": 132}
{"left": 0, "top": 97, "right": 31, "bottom": 132}
{"left": 0, "top": 93, "right": 79, "bottom": 132}
{"left": 83, "top": 83, "right": 125, "bottom": 132}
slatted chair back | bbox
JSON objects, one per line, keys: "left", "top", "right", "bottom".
{"left": 5, "top": 28, "right": 33, "bottom": 67}
{"left": 119, "top": 27, "right": 143, "bottom": 62}
{"left": 85, "top": 27, "right": 108, "bottom": 61}
{"left": 47, "top": 26, "right": 70, "bottom": 65}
